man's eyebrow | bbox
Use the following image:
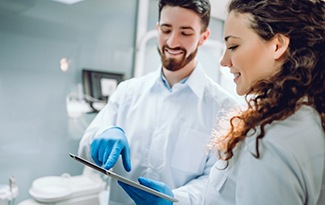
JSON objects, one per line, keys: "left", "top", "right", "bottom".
{"left": 160, "top": 23, "right": 171, "bottom": 28}
{"left": 160, "top": 24, "right": 194, "bottom": 31}
{"left": 180, "top": 26, "right": 195, "bottom": 31}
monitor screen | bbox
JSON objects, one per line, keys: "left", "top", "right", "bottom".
{"left": 82, "top": 69, "right": 124, "bottom": 102}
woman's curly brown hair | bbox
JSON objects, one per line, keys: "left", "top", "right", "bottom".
{"left": 212, "top": 0, "right": 325, "bottom": 161}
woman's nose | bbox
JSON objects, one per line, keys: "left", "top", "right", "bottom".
{"left": 220, "top": 50, "right": 232, "bottom": 68}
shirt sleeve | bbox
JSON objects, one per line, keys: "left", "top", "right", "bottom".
{"left": 172, "top": 149, "right": 218, "bottom": 204}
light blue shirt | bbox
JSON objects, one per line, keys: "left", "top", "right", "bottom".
{"left": 161, "top": 73, "right": 188, "bottom": 92}
{"left": 203, "top": 105, "right": 325, "bottom": 205}
{"left": 79, "top": 64, "right": 238, "bottom": 205}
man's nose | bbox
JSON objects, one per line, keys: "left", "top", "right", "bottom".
{"left": 166, "top": 32, "right": 180, "bottom": 48}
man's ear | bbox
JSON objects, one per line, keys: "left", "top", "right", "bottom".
{"left": 198, "top": 28, "right": 210, "bottom": 46}
{"left": 156, "top": 22, "right": 159, "bottom": 31}
{"left": 273, "top": 34, "right": 290, "bottom": 60}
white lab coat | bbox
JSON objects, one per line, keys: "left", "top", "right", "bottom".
{"left": 79, "top": 64, "right": 238, "bottom": 205}
{"left": 203, "top": 105, "right": 325, "bottom": 205}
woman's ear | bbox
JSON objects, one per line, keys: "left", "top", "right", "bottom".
{"left": 273, "top": 34, "right": 290, "bottom": 60}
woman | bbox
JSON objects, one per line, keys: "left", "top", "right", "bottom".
{"left": 204, "top": 0, "right": 325, "bottom": 204}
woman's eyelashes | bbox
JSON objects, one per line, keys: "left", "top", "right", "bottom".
{"left": 227, "top": 45, "right": 238, "bottom": 51}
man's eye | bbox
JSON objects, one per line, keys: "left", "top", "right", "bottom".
{"left": 161, "top": 29, "right": 171, "bottom": 34}
{"left": 228, "top": 45, "right": 238, "bottom": 51}
{"left": 182, "top": 32, "right": 193, "bottom": 36}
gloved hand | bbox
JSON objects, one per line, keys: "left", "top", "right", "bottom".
{"left": 118, "top": 177, "right": 174, "bottom": 205}
{"left": 90, "top": 127, "right": 131, "bottom": 171}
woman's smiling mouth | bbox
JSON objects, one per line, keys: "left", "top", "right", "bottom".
{"left": 232, "top": 72, "right": 241, "bottom": 82}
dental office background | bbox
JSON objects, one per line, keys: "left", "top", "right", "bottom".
{"left": 0, "top": 0, "right": 239, "bottom": 203}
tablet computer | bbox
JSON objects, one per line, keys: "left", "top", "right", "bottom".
{"left": 69, "top": 153, "right": 178, "bottom": 203}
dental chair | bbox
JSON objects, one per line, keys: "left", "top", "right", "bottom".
{"left": 18, "top": 167, "right": 108, "bottom": 205}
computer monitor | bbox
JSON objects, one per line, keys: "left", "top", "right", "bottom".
{"left": 82, "top": 69, "right": 124, "bottom": 103}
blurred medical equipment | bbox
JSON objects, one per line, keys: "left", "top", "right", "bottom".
{"left": 0, "top": 176, "right": 18, "bottom": 205}
{"left": 17, "top": 167, "right": 108, "bottom": 205}
{"left": 66, "top": 70, "right": 124, "bottom": 119}
{"left": 82, "top": 69, "right": 124, "bottom": 111}
{"left": 66, "top": 70, "right": 124, "bottom": 139}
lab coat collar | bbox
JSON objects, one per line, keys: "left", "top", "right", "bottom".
{"left": 147, "top": 66, "right": 165, "bottom": 89}
{"left": 186, "top": 63, "right": 208, "bottom": 99}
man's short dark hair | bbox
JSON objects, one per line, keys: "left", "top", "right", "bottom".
{"left": 158, "top": 0, "right": 211, "bottom": 32}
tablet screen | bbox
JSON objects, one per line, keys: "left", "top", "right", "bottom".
{"left": 69, "top": 153, "right": 178, "bottom": 203}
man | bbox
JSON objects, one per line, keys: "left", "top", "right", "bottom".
{"left": 78, "top": 0, "right": 237, "bottom": 204}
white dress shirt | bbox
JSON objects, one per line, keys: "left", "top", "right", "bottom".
{"left": 203, "top": 105, "right": 325, "bottom": 205}
{"left": 79, "top": 64, "right": 238, "bottom": 205}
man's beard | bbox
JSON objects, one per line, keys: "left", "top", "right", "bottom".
{"left": 158, "top": 45, "right": 198, "bottom": 72}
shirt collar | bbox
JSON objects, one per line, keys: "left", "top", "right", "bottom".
{"left": 161, "top": 72, "right": 188, "bottom": 92}
{"left": 147, "top": 63, "right": 208, "bottom": 98}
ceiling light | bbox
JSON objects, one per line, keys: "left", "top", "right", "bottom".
{"left": 51, "top": 0, "right": 85, "bottom": 5}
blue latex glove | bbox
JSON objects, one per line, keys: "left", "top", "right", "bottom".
{"left": 90, "top": 127, "right": 131, "bottom": 171}
{"left": 118, "top": 177, "right": 174, "bottom": 205}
